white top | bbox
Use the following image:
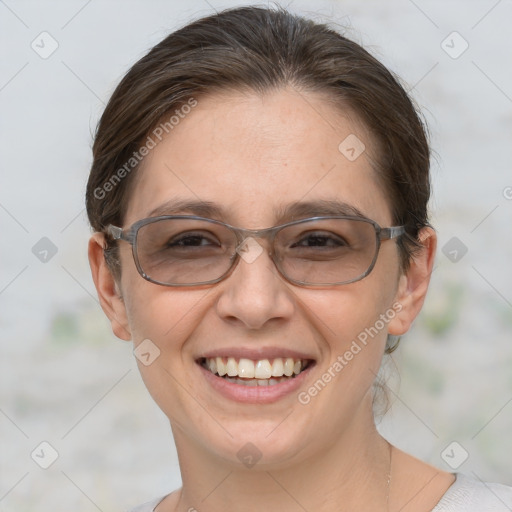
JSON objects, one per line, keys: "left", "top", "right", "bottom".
{"left": 128, "top": 473, "right": 512, "bottom": 511}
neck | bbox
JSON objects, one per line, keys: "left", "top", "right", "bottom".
{"left": 171, "top": 405, "right": 391, "bottom": 512}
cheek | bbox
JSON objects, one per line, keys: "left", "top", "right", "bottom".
{"left": 304, "top": 279, "right": 398, "bottom": 351}
{"left": 291, "top": 289, "right": 396, "bottom": 438}
{"left": 122, "top": 284, "right": 215, "bottom": 424}
{"left": 299, "top": 273, "right": 399, "bottom": 391}
{"left": 123, "top": 283, "right": 209, "bottom": 347}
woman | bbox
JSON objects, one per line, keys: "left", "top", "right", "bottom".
{"left": 86, "top": 6, "right": 512, "bottom": 511}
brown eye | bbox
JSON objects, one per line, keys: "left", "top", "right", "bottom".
{"left": 291, "top": 231, "right": 347, "bottom": 248}
{"left": 167, "top": 232, "right": 220, "bottom": 248}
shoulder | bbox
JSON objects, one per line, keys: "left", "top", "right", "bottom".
{"left": 126, "top": 495, "right": 167, "bottom": 512}
{"left": 432, "top": 473, "right": 512, "bottom": 511}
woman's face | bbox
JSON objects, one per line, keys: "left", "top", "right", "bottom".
{"left": 105, "top": 88, "right": 412, "bottom": 467}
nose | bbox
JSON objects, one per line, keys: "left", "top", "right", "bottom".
{"left": 215, "top": 237, "right": 295, "bottom": 330}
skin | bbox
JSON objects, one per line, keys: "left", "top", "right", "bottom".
{"left": 89, "top": 88, "right": 454, "bottom": 511}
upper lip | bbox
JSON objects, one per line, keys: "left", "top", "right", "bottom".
{"left": 197, "top": 346, "right": 316, "bottom": 361}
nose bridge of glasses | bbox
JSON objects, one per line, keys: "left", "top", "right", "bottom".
{"left": 234, "top": 225, "right": 279, "bottom": 251}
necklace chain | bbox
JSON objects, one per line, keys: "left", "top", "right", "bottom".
{"left": 386, "top": 442, "right": 393, "bottom": 511}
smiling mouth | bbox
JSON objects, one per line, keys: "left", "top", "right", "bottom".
{"left": 198, "top": 357, "right": 314, "bottom": 386}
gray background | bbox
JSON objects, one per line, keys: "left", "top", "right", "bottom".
{"left": 1, "top": 0, "right": 511, "bottom": 510}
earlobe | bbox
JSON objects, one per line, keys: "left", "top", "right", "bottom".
{"left": 88, "top": 233, "right": 132, "bottom": 341}
{"left": 387, "top": 227, "right": 437, "bottom": 336}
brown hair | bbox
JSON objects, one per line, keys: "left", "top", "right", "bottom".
{"left": 86, "top": 5, "right": 431, "bottom": 277}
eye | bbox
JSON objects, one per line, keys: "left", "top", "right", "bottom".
{"left": 166, "top": 231, "right": 220, "bottom": 248}
{"left": 291, "top": 231, "right": 348, "bottom": 248}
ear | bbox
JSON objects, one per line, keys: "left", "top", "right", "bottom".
{"left": 88, "top": 233, "right": 131, "bottom": 341}
{"left": 387, "top": 227, "right": 437, "bottom": 336}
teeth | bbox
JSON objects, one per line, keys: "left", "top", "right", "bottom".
{"left": 216, "top": 357, "right": 226, "bottom": 376}
{"left": 283, "top": 358, "right": 294, "bottom": 377}
{"left": 238, "top": 358, "right": 255, "bottom": 378}
{"left": 271, "top": 358, "right": 283, "bottom": 377}
{"left": 255, "top": 359, "right": 272, "bottom": 379}
{"left": 224, "top": 376, "right": 290, "bottom": 386}
{"left": 202, "top": 356, "right": 309, "bottom": 381}
{"left": 226, "top": 357, "right": 238, "bottom": 377}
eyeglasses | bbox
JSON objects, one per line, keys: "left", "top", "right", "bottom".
{"left": 107, "top": 215, "right": 405, "bottom": 287}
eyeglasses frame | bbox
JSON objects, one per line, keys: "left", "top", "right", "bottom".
{"left": 107, "top": 215, "right": 405, "bottom": 287}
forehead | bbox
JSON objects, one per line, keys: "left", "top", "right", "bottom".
{"left": 124, "top": 88, "right": 392, "bottom": 227}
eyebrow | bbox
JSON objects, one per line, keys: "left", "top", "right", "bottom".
{"left": 275, "top": 200, "right": 367, "bottom": 222}
{"left": 146, "top": 198, "right": 225, "bottom": 219}
{"left": 144, "top": 198, "right": 368, "bottom": 224}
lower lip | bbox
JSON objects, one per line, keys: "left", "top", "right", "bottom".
{"left": 198, "top": 363, "right": 314, "bottom": 404}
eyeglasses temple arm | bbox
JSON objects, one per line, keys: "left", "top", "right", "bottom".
{"left": 381, "top": 226, "right": 405, "bottom": 240}
{"left": 107, "top": 225, "right": 123, "bottom": 240}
